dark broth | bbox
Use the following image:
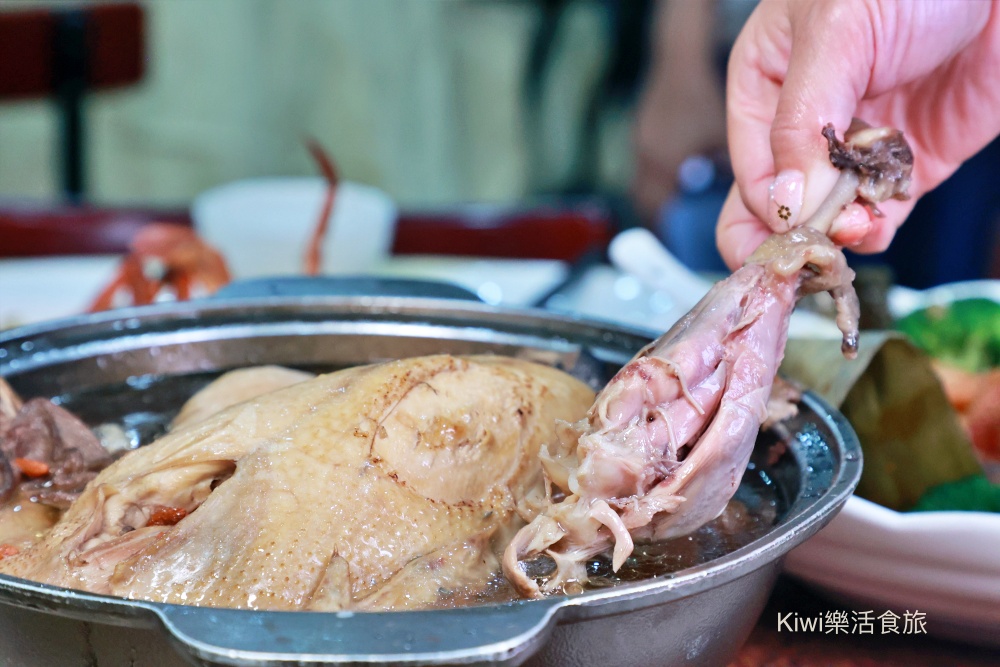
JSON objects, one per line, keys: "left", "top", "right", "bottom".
{"left": 439, "top": 471, "right": 779, "bottom": 607}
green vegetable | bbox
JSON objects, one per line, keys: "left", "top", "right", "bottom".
{"left": 912, "top": 475, "right": 1000, "bottom": 513}
{"left": 895, "top": 298, "right": 1000, "bottom": 373}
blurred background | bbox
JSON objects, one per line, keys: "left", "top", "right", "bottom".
{"left": 2, "top": 0, "right": 646, "bottom": 207}
{"left": 0, "top": 0, "right": 997, "bottom": 306}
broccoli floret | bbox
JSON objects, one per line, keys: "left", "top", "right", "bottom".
{"left": 896, "top": 298, "right": 1000, "bottom": 373}
{"left": 911, "top": 475, "right": 1000, "bottom": 513}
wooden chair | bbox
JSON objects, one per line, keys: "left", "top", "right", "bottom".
{"left": 0, "top": 4, "right": 145, "bottom": 199}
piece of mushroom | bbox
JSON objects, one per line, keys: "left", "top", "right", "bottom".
{"left": 804, "top": 118, "right": 914, "bottom": 235}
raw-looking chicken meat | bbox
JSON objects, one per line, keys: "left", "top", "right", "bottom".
{"left": 0, "top": 356, "right": 593, "bottom": 610}
{"left": 503, "top": 120, "right": 913, "bottom": 596}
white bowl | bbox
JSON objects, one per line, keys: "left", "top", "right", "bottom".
{"left": 191, "top": 177, "right": 398, "bottom": 279}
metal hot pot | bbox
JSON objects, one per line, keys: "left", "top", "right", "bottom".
{"left": 0, "top": 282, "right": 862, "bottom": 666}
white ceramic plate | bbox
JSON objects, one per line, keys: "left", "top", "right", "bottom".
{"left": 0, "top": 257, "right": 120, "bottom": 330}
{"left": 785, "top": 279, "right": 1000, "bottom": 647}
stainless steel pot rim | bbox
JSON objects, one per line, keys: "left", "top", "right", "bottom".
{"left": 2, "top": 295, "right": 642, "bottom": 357}
{"left": 0, "top": 296, "right": 863, "bottom": 665}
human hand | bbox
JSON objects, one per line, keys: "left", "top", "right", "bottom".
{"left": 717, "top": 0, "right": 1000, "bottom": 269}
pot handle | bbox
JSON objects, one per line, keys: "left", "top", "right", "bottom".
{"left": 154, "top": 598, "right": 562, "bottom": 666}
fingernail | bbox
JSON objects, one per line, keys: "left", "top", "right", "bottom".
{"left": 768, "top": 170, "right": 805, "bottom": 231}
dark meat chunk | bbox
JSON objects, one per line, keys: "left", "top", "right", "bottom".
{"left": 0, "top": 397, "right": 111, "bottom": 508}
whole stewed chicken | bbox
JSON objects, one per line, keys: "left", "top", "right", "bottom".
{"left": 0, "top": 356, "right": 593, "bottom": 610}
